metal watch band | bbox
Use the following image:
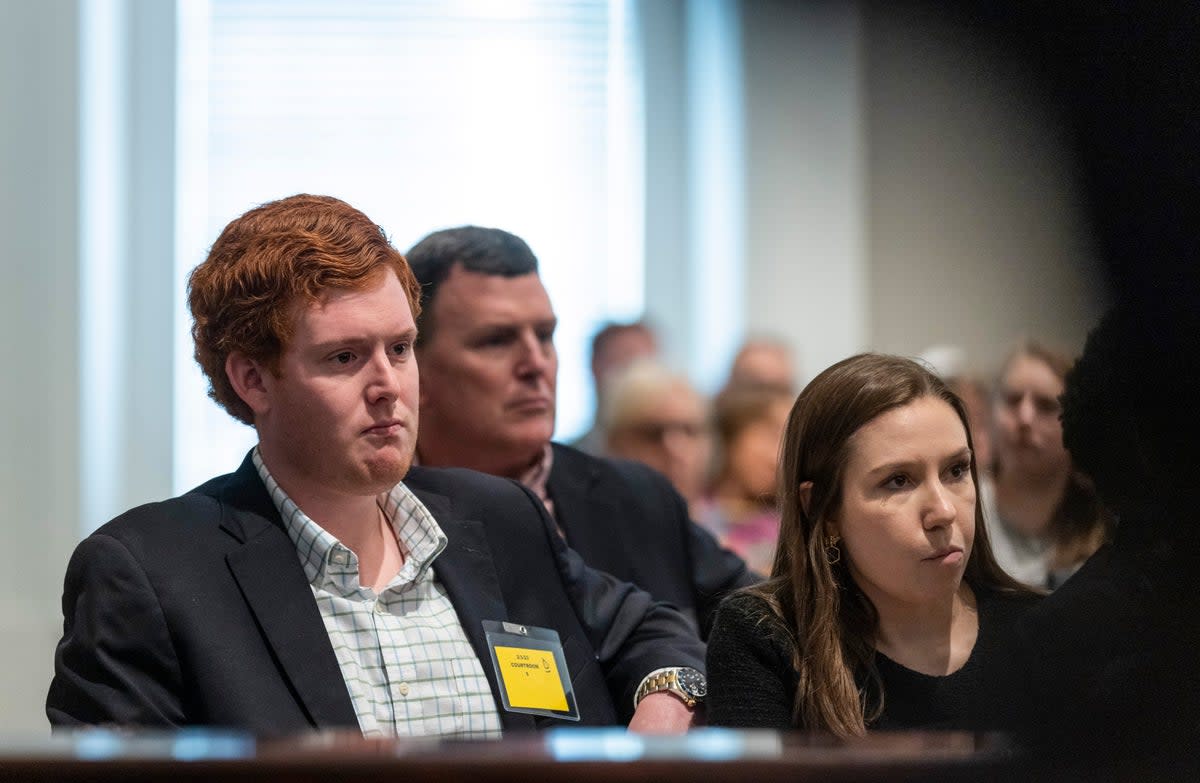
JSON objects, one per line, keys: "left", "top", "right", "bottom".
{"left": 633, "top": 667, "right": 696, "bottom": 710}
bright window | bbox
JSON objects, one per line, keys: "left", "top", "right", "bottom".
{"left": 173, "top": 0, "right": 645, "bottom": 491}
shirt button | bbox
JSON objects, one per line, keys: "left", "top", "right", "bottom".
{"left": 332, "top": 551, "right": 348, "bottom": 565}
{"left": 374, "top": 601, "right": 386, "bottom": 614}
{"left": 398, "top": 682, "right": 410, "bottom": 697}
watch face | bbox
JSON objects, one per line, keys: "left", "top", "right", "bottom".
{"left": 677, "top": 667, "right": 707, "bottom": 699}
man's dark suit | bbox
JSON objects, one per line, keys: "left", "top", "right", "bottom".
{"left": 47, "top": 454, "right": 705, "bottom": 735}
{"left": 547, "top": 443, "right": 758, "bottom": 637}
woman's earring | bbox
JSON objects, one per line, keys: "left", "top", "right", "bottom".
{"left": 825, "top": 535, "right": 842, "bottom": 565}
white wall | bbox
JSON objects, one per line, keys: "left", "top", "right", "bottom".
{"left": 78, "top": 0, "right": 176, "bottom": 532}
{"left": 640, "top": 0, "right": 748, "bottom": 393}
{"left": 741, "top": 0, "right": 867, "bottom": 385}
{"left": 863, "top": 5, "right": 1106, "bottom": 373}
{"left": 0, "top": 0, "right": 83, "bottom": 733}
{"left": 642, "top": 0, "right": 868, "bottom": 392}
{"left": 0, "top": 0, "right": 177, "bottom": 733}
{"left": 734, "top": 1, "right": 1104, "bottom": 386}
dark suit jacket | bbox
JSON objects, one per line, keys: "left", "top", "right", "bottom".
{"left": 547, "top": 443, "right": 757, "bottom": 637}
{"left": 47, "top": 455, "right": 705, "bottom": 735}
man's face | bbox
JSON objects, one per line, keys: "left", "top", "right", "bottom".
{"left": 417, "top": 266, "right": 557, "bottom": 476}
{"left": 252, "top": 271, "right": 420, "bottom": 500}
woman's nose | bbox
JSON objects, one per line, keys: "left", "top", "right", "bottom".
{"left": 922, "top": 481, "right": 958, "bottom": 528}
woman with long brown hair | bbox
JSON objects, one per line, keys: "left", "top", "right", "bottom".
{"left": 706, "top": 353, "right": 1039, "bottom": 734}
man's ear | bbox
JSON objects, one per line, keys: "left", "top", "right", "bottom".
{"left": 225, "top": 352, "right": 271, "bottom": 418}
{"left": 798, "top": 481, "right": 814, "bottom": 517}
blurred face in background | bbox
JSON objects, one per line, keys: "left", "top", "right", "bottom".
{"left": 729, "top": 341, "right": 796, "bottom": 392}
{"left": 726, "top": 397, "right": 792, "bottom": 501}
{"left": 993, "top": 353, "right": 1070, "bottom": 479}
{"left": 948, "top": 377, "right": 993, "bottom": 474}
{"left": 606, "top": 383, "right": 712, "bottom": 505}
{"left": 593, "top": 326, "right": 658, "bottom": 394}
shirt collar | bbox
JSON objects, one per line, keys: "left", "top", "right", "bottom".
{"left": 252, "top": 446, "right": 448, "bottom": 591}
{"left": 518, "top": 442, "right": 556, "bottom": 519}
{"left": 412, "top": 442, "right": 557, "bottom": 518}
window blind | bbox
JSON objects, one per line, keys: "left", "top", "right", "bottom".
{"left": 175, "top": 0, "right": 644, "bottom": 490}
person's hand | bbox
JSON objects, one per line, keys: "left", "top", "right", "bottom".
{"left": 626, "top": 692, "right": 699, "bottom": 734}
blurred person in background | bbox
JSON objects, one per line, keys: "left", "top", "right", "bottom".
{"left": 694, "top": 384, "right": 794, "bottom": 575}
{"left": 986, "top": 341, "right": 1114, "bottom": 589}
{"left": 951, "top": 377, "right": 994, "bottom": 476}
{"left": 724, "top": 336, "right": 798, "bottom": 394}
{"left": 571, "top": 320, "right": 659, "bottom": 456}
{"left": 982, "top": 294, "right": 1200, "bottom": 770}
{"left": 407, "top": 227, "right": 755, "bottom": 638}
{"left": 919, "top": 345, "right": 995, "bottom": 475}
{"left": 602, "top": 360, "right": 713, "bottom": 513}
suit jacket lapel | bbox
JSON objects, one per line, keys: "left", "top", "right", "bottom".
{"left": 218, "top": 456, "right": 359, "bottom": 730}
{"left": 547, "top": 444, "right": 638, "bottom": 582}
{"left": 414, "top": 484, "right": 536, "bottom": 733}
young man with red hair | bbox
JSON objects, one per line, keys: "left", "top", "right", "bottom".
{"left": 47, "top": 195, "right": 704, "bottom": 736}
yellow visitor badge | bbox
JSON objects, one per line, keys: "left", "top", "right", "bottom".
{"left": 483, "top": 620, "right": 580, "bottom": 721}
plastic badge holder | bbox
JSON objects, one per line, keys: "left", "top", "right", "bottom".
{"left": 483, "top": 620, "right": 580, "bottom": 721}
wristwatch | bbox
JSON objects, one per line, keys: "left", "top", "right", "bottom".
{"left": 633, "top": 666, "right": 707, "bottom": 709}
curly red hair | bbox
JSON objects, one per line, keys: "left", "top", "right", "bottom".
{"left": 188, "top": 194, "right": 421, "bottom": 425}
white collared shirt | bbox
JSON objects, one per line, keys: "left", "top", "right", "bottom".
{"left": 254, "top": 448, "right": 503, "bottom": 739}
